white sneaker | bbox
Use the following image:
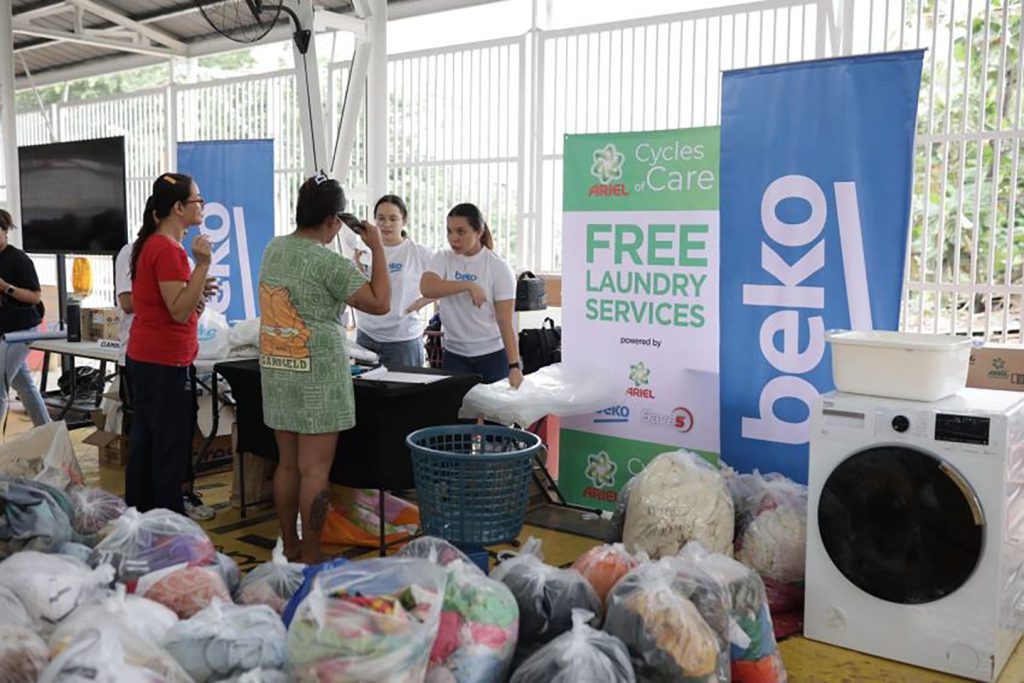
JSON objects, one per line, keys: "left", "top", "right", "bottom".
{"left": 183, "top": 492, "right": 216, "bottom": 521}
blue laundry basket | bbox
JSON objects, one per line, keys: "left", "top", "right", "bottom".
{"left": 407, "top": 425, "right": 541, "bottom": 547}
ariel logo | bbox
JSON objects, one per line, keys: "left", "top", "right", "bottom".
{"left": 990, "top": 357, "right": 1008, "bottom": 379}
{"left": 629, "top": 362, "right": 651, "bottom": 388}
{"left": 585, "top": 451, "right": 617, "bottom": 489}
{"left": 591, "top": 143, "right": 625, "bottom": 184}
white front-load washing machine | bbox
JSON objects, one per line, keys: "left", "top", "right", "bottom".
{"left": 805, "top": 389, "right": 1024, "bottom": 682}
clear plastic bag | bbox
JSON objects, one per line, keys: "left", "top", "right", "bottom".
{"left": 623, "top": 451, "right": 734, "bottom": 560}
{"left": 729, "top": 471, "right": 807, "bottom": 585}
{"left": 197, "top": 308, "right": 231, "bottom": 360}
{"left": 281, "top": 557, "right": 351, "bottom": 628}
{"left": 220, "top": 669, "right": 292, "bottom": 683}
{"left": 604, "top": 558, "right": 727, "bottom": 683}
{"left": 608, "top": 476, "right": 637, "bottom": 543}
{"left": 571, "top": 543, "right": 642, "bottom": 609}
{"left": 68, "top": 486, "right": 126, "bottom": 536}
{"left": 427, "top": 559, "right": 519, "bottom": 683}
{"left": 228, "top": 318, "right": 260, "bottom": 350}
{"left": 491, "top": 537, "right": 602, "bottom": 643}
{"left": 0, "top": 583, "right": 31, "bottom": 628}
{"left": 287, "top": 557, "right": 448, "bottom": 683}
{"left": 679, "top": 543, "right": 788, "bottom": 683}
{"left": 0, "top": 476, "right": 78, "bottom": 557}
{"left": 0, "top": 421, "right": 83, "bottom": 491}
{"left": 42, "top": 624, "right": 191, "bottom": 683}
{"left": 162, "top": 601, "right": 288, "bottom": 683}
{"left": 236, "top": 538, "right": 307, "bottom": 615}
{"left": 215, "top": 552, "right": 242, "bottom": 595}
{"left": 458, "top": 363, "right": 615, "bottom": 426}
{"left": 397, "top": 536, "right": 477, "bottom": 572}
{"left": 0, "top": 551, "right": 113, "bottom": 634}
{"left": 0, "top": 625, "right": 49, "bottom": 683}
{"left": 138, "top": 563, "right": 233, "bottom": 619}
{"left": 510, "top": 609, "right": 635, "bottom": 683}
{"left": 65, "top": 585, "right": 178, "bottom": 644}
{"left": 93, "top": 507, "right": 217, "bottom": 581}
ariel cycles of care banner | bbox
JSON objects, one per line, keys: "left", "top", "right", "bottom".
{"left": 560, "top": 127, "right": 720, "bottom": 511}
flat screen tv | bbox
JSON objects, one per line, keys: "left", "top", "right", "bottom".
{"left": 19, "top": 137, "right": 128, "bottom": 255}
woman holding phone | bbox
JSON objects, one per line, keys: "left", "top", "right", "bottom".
{"left": 259, "top": 174, "right": 389, "bottom": 562}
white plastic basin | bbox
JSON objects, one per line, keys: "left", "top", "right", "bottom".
{"left": 826, "top": 330, "right": 973, "bottom": 402}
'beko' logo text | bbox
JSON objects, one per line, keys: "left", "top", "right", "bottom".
{"left": 594, "top": 405, "right": 630, "bottom": 424}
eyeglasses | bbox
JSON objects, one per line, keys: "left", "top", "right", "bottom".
{"left": 182, "top": 197, "right": 206, "bottom": 207}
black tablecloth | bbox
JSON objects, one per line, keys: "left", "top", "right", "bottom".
{"left": 214, "top": 360, "right": 481, "bottom": 491}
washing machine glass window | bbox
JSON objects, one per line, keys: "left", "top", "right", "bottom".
{"left": 819, "top": 445, "right": 984, "bottom": 605}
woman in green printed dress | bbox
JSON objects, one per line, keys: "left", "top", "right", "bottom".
{"left": 258, "top": 174, "right": 389, "bottom": 563}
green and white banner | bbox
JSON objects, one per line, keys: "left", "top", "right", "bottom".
{"left": 559, "top": 128, "right": 720, "bottom": 511}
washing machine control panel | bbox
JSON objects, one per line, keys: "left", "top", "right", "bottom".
{"left": 934, "top": 413, "right": 991, "bottom": 445}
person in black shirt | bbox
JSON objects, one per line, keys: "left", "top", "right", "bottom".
{"left": 0, "top": 210, "right": 46, "bottom": 424}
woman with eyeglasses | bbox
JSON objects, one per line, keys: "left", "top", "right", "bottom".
{"left": 125, "top": 173, "right": 212, "bottom": 514}
{"left": 353, "top": 194, "right": 434, "bottom": 368}
{"left": 0, "top": 209, "right": 48, "bottom": 426}
{"left": 258, "top": 175, "right": 389, "bottom": 562}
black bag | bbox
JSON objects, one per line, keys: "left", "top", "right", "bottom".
{"left": 519, "top": 318, "right": 561, "bottom": 375}
{"left": 57, "top": 367, "right": 104, "bottom": 398}
{"left": 516, "top": 271, "right": 547, "bottom": 311}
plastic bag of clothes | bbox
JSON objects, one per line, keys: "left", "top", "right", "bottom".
{"left": 0, "top": 584, "right": 31, "bottom": 628}
{"left": 0, "top": 625, "right": 49, "bottom": 683}
{"left": 288, "top": 557, "right": 447, "bottom": 683}
{"left": 604, "top": 558, "right": 728, "bottom": 683}
{"left": 729, "top": 471, "right": 807, "bottom": 585}
{"left": 510, "top": 609, "right": 634, "bottom": 683}
{"left": 572, "top": 543, "right": 643, "bottom": 610}
{"left": 0, "top": 476, "right": 78, "bottom": 557}
{"left": 398, "top": 536, "right": 476, "bottom": 570}
{"left": 63, "top": 585, "right": 178, "bottom": 645}
{"left": 68, "top": 486, "right": 126, "bottom": 536}
{"left": 138, "top": 563, "right": 233, "bottom": 619}
{"left": 0, "top": 552, "right": 113, "bottom": 634}
{"left": 680, "top": 543, "right": 787, "bottom": 683}
{"left": 42, "top": 624, "right": 191, "bottom": 683}
{"left": 427, "top": 559, "right": 519, "bottom": 683}
{"left": 0, "top": 421, "right": 83, "bottom": 491}
{"left": 281, "top": 556, "right": 350, "bottom": 627}
{"left": 92, "top": 507, "right": 217, "bottom": 582}
{"left": 214, "top": 553, "right": 242, "bottom": 596}
{"left": 236, "top": 538, "right": 306, "bottom": 615}
{"left": 221, "top": 669, "right": 292, "bottom": 683}
{"left": 321, "top": 487, "right": 420, "bottom": 548}
{"left": 458, "top": 363, "right": 614, "bottom": 426}
{"left": 163, "top": 601, "right": 287, "bottom": 682}
{"left": 491, "top": 537, "right": 601, "bottom": 643}
{"left": 623, "top": 451, "right": 734, "bottom": 560}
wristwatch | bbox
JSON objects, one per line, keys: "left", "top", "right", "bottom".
{"left": 508, "top": 361, "right": 521, "bottom": 370}
{"left": 4, "top": 285, "right": 14, "bottom": 296}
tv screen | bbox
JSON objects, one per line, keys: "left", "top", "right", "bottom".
{"left": 19, "top": 137, "right": 128, "bottom": 255}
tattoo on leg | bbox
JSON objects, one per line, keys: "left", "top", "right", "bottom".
{"left": 309, "top": 489, "right": 331, "bottom": 532}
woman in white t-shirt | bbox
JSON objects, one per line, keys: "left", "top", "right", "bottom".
{"left": 354, "top": 194, "right": 434, "bottom": 367}
{"left": 420, "top": 203, "right": 523, "bottom": 388}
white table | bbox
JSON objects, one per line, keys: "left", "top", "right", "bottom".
{"left": 29, "top": 339, "right": 120, "bottom": 425}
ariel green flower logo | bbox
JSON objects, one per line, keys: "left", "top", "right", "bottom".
{"left": 994, "top": 357, "right": 1006, "bottom": 372}
{"left": 629, "top": 361, "right": 651, "bottom": 388}
{"left": 585, "top": 451, "right": 617, "bottom": 489}
{"left": 591, "top": 144, "right": 625, "bottom": 184}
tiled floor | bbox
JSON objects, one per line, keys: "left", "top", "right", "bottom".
{"left": 10, "top": 407, "right": 1024, "bottom": 682}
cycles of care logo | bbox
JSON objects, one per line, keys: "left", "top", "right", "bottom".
{"left": 626, "top": 361, "right": 655, "bottom": 399}
{"left": 589, "top": 143, "right": 630, "bottom": 197}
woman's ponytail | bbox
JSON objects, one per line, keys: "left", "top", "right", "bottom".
{"left": 479, "top": 222, "right": 494, "bottom": 250}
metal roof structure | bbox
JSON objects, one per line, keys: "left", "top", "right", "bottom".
{"left": 11, "top": 0, "right": 492, "bottom": 88}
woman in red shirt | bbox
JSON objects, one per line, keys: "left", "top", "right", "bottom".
{"left": 126, "top": 173, "right": 212, "bottom": 513}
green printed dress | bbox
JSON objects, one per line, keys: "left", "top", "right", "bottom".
{"left": 258, "top": 235, "right": 367, "bottom": 433}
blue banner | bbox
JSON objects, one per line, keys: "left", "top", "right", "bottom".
{"left": 177, "top": 139, "right": 274, "bottom": 323}
{"left": 719, "top": 51, "right": 924, "bottom": 483}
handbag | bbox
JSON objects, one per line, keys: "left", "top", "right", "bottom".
{"left": 515, "top": 271, "right": 547, "bottom": 311}
{"left": 518, "top": 317, "right": 561, "bottom": 374}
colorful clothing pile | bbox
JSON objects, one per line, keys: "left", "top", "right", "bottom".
{"left": 571, "top": 543, "right": 642, "bottom": 610}
{"left": 236, "top": 539, "right": 306, "bottom": 615}
{"left": 427, "top": 559, "right": 519, "bottom": 683}
{"left": 492, "top": 537, "right": 601, "bottom": 644}
{"left": 68, "top": 486, "right": 126, "bottom": 536}
{"left": 510, "top": 609, "right": 634, "bottom": 683}
{"left": 138, "top": 564, "right": 233, "bottom": 619}
{"left": 0, "top": 476, "right": 78, "bottom": 557}
{"left": 287, "top": 557, "right": 447, "bottom": 682}
{"left": 93, "top": 507, "right": 217, "bottom": 582}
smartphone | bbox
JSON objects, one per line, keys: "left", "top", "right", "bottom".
{"left": 338, "top": 212, "right": 364, "bottom": 234}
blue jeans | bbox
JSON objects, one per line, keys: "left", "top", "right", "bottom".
{"left": 0, "top": 342, "right": 49, "bottom": 426}
{"left": 442, "top": 348, "right": 509, "bottom": 383}
{"left": 356, "top": 330, "right": 425, "bottom": 368}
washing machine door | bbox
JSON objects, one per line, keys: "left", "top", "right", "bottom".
{"left": 818, "top": 445, "right": 984, "bottom": 604}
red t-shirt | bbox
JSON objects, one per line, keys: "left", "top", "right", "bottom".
{"left": 127, "top": 235, "right": 198, "bottom": 366}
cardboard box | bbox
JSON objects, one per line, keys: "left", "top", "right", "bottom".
{"left": 81, "top": 307, "right": 121, "bottom": 341}
{"left": 967, "top": 344, "right": 1024, "bottom": 391}
{"left": 230, "top": 423, "right": 275, "bottom": 509}
{"left": 84, "top": 410, "right": 128, "bottom": 468}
